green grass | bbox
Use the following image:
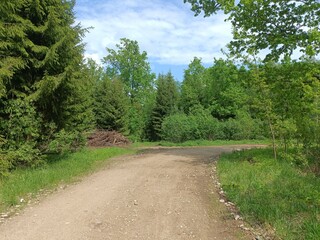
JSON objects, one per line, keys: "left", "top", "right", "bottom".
{"left": 0, "top": 147, "right": 136, "bottom": 212}
{"left": 218, "top": 148, "right": 320, "bottom": 240}
{"left": 0, "top": 140, "right": 267, "bottom": 213}
{"left": 132, "top": 139, "right": 270, "bottom": 148}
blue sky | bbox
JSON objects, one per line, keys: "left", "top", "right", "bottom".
{"left": 74, "top": 0, "right": 232, "bottom": 81}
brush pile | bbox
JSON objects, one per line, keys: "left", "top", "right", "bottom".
{"left": 87, "top": 130, "right": 130, "bottom": 147}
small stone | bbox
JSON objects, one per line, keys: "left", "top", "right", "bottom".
{"left": 234, "top": 215, "right": 242, "bottom": 220}
{"left": 219, "top": 199, "right": 225, "bottom": 203}
{"left": 94, "top": 220, "right": 102, "bottom": 226}
{"left": 133, "top": 200, "right": 138, "bottom": 205}
{"left": 20, "top": 198, "right": 25, "bottom": 203}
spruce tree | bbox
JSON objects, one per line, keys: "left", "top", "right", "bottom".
{"left": 0, "top": 0, "right": 92, "bottom": 170}
{"left": 93, "top": 76, "right": 129, "bottom": 133}
{"left": 150, "top": 72, "right": 178, "bottom": 140}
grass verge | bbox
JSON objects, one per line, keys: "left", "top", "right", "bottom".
{"left": 0, "top": 147, "right": 136, "bottom": 212}
{"left": 217, "top": 148, "right": 320, "bottom": 240}
{"left": 132, "top": 139, "right": 270, "bottom": 148}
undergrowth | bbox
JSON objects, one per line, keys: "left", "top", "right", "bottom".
{"left": 218, "top": 148, "right": 320, "bottom": 240}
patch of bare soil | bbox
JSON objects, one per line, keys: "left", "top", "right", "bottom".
{"left": 87, "top": 130, "right": 130, "bottom": 147}
{"left": 0, "top": 146, "right": 263, "bottom": 240}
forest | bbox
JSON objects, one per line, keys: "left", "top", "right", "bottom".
{"left": 0, "top": 0, "right": 320, "bottom": 177}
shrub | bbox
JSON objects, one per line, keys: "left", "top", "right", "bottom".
{"left": 0, "top": 153, "right": 12, "bottom": 178}
{"left": 0, "top": 98, "right": 45, "bottom": 170}
{"left": 161, "top": 113, "right": 193, "bottom": 142}
{"left": 6, "top": 143, "right": 45, "bottom": 169}
{"left": 47, "top": 129, "right": 86, "bottom": 154}
{"left": 161, "top": 109, "right": 225, "bottom": 142}
{"left": 222, "top": 112, "right": 265, "bottom": 140}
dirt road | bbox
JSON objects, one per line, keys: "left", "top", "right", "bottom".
{"left": 0, "top": 146, "right": 257, "bottom": 240}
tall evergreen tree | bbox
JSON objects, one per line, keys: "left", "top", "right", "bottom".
{"left": 93, "top": 76, "right": 129, "bottom": 133}
{"left": 0, "top": 0, "right": 91, "bottom": 170}
{"left": 150, "top": 72, "right": 178, "bottom": 140}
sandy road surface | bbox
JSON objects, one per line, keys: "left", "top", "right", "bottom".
{"left": 0, "top": 146, "right": 258, "bottom": 240}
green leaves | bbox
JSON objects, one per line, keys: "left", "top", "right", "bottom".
{"left": 180, "top": 57, "right": 206, "bottom": 113}
{"left": 185, "top": 0, "right": 320, "bottom": 61}
{"left": 103, "top": 38, "right": 155, "bottom": 103}
{"left": 101, "top": 38, "right": 156, "bottom": 140}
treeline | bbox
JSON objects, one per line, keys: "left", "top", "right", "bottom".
{"left": 1, "top": 0, "right": 320, "bottom": 176}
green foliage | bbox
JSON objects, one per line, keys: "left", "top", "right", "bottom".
{"left": 93, "top": 77, "right": 129, "bottom": 133}
{"left": 101, "top": 38, "right": 156, "bottom": 141}
{"left": 185, "top": 0, "right": 320, "bottom": 61}
{"left": 0, "top": 0, "right": 93, "bottom": 176}
{"left": 127, "top": 105, "right": 145, "bottom": 142}
{"left": 6, "top": 143, "right": 44, "bottom": 169}
{"left": 0, "top": 98, "right": 41, "bottom": 147}
{"left": 204, "top": 59, "right": 247, "bottom": 120}
{"left": 222, "top": 112, "right": 265, "bottom": 140}
{"left": 189, "top": 106, "right": 225, "bottom": 140}
{"left": 218, "top": 148, "right": 320, "bottom": 239}
{"left": 161, "top": 109, "right": 224, "bottom": 143}
{"left": 161, "top": 113, "right": 194, "bottom": 143}
{"left": 103, "top": 38, "right": 155, "bottom": 103}
{"left": 0, "top": 98, "right": 44, "bottom": 168}
{"left": 245, "top": 60, "right": 320, "bottom": 158}
{"left": 180, "top": 57, "right": 206, "bottom": 113}
{"left": 47, "top": 129, "right": 86, "bottom": 154}
{"left": 150, "top": 72, "right": 179, "bottom": 140}
{"left": 0, "top": 154, "right": 12, "bottom": 178}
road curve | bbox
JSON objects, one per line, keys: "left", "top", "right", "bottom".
{"left": 0, "top": 146, "right": 258, "bottom": 240}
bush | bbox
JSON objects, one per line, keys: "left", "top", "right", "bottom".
{"left": 222, "top": 112, "right": 265, "bottom": 140}
{"left": 161, "top": 113, "right": 193, "bottom": 142}
{"left": 0, "top": 98, "right": 45, "bottom": 171}
{"left": 189, "top": 107, "right": 225, "bottom": 140}
{"left": 0, "top": 153, "right": 12, "bottom": 178}
{"left": 161, "top": 110, "right": 266, "bottom": 143}
{"left": 6, "top": 143, "right": 45, "bottom": 169}
{"left": 47, "top": 129, "right": 86, "bottom": 154}
{"left": 161, "top": 109, "right": 225, "bottom": 142}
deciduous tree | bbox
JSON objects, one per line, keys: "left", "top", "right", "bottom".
{"left": 185, "top": 0, "right": 320, "bottom": 61}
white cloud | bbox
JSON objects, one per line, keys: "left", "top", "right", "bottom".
{"left": 83, "top": 53, "right": 102, "bottom": 65}
{"left": 75, "top": 0, "right": 233, "bottom": 65}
